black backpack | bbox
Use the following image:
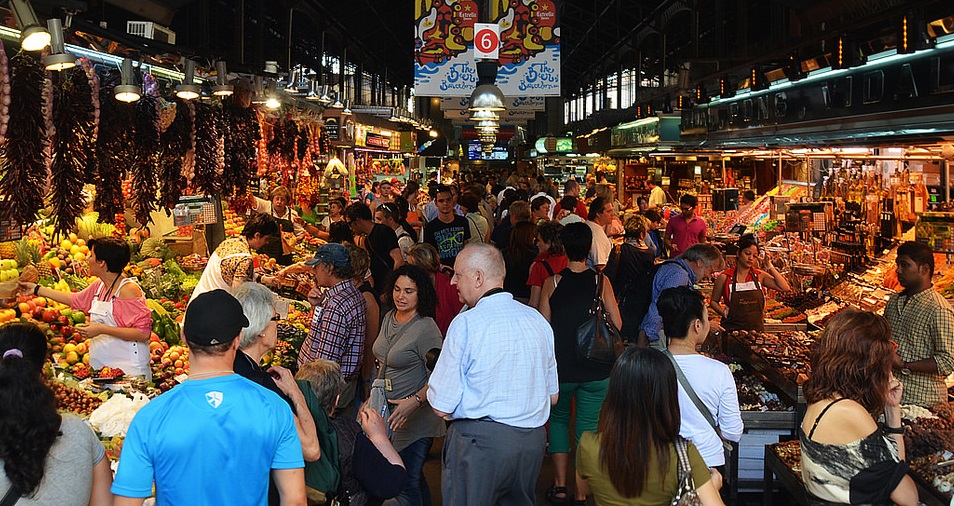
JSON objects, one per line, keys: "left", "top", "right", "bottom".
{"left": 619, "top": 260, "right": 691, "bottom": 338}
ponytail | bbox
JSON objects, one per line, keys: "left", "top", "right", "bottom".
{"left": 0, "top": 323, "right": 62, "bottom": 497}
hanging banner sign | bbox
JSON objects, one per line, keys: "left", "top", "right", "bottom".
{"left": 415, "top": 0, "right": 560, "bottom": 97}
{"left": 473, "top": 23, "right": 500, "bottom": 59}
{"left": 439, "top": 95, "right": 545, "bottom": 111}
{"left": 491, "top": 0, "right": 561, "bottom": 97}
{"left": 444, "top": 108, "right": 536, "bottom": 120}
{"left": 414, "top": 0, "right": 480, "bottom": 96}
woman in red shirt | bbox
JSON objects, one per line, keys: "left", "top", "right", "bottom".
{"left": 710, "top": 235, "right": 790, "bottom": 332}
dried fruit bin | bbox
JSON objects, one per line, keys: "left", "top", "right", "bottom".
{"left": 727, "top": 333, "right": 804, "bottom": 407}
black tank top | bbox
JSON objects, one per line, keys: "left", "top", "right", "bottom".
{"left": 549, "top": 268, "right": 613, "bottom": 383}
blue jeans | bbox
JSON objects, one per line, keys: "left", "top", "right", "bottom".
{"left": 396, "top": 437, "right": 433, "bottom": 506}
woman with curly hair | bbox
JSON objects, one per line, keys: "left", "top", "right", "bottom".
{"left": 0, "top": 322, "right": 112, "bottom": 504}
{"left": 373, "top": 265, "right": 445, "bottom": 505}
{"left": 800, "top": 310, "right": 917, "bottom": 505}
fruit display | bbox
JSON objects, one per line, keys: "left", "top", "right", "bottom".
{"left": 151, "top": 344, "right": 189, "bottom": 392}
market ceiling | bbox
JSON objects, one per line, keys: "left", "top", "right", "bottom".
{"left": 30, "top": 0, "right": 947, "bottom": 97}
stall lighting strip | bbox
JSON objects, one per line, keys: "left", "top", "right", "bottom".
{"left": 710, "top": 32, "right": 954, "bottom": 105}
{"left": 0, "top": 23, "right": 205, "bottom": 83}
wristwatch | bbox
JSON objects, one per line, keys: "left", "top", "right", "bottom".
{"left": 900, "top": 362, "right": 912, "bottom": 376}
{"left": 883, "top": 425, "right": 905, "bottom": 435}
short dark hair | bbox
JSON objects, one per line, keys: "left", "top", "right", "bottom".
{"left": 531, "top": 196, "right": 550, "bottom": 213}
{"left": 458, "top": 192, "right": 480, "bottom": 214}
{"left": 536, "top": 221, "right": 564, "bottom": 255}
{"left": 327, "top": 221, "right": 354, "bottom": 244}
{"left": 743, "top": 190, "right": 756, "bottom": 202}
{"left": 737, "top": 234, "right": 758, "bottom": 253}
{"left": 657, "top": 286, "right": 707, "bottom": 339}
{"left": 344, "top": 202, "right": 373, "bottom": 223}
{"left": 383, "top": 265, "right": 438, "bottom": 319}
{"left": 188, "top": 341, "right": 234, "bottom": 356}
{"left": 559, "top": 195, "right": 578, "bottom": 211}
{"left": 242, "top": 213, "right": 280, "bottom": 241}
{"left": 644, "top": 209, "right": 662, "bottom": 223}
{"left": 564, "top": 179, "right": 579, "bottom": 193}
{"left": 680, "top": 194, "right": 698, "bottom": 208}
{"left": 897, "top": 241, "right": 935, "bottom": 276}
{"left": 561, "top": 222, "right": 592, "bottom": 262}
{"left": 433, "top": 184, "right": 453, "bottom": 198}
{"left": 588, "top": 197, "right": 608, "bottom": 221}
{"left": 88, "top": 237, "right": 132, "bottom": 273}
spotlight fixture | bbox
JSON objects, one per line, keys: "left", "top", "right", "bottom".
{"left": 114, "top": 58, "right": 141, "bottom": 103}
{"left": 342, "top": 100, "right": 352, "bottom": 115}
{"left": 251, "top": 76, "right": 267, "bottom": 104}
{"left": 318, "top": 85, "right": 331, "bottom": 104}
{"left": 285, "top": 68, "right": 299, "bottom": 92}
{"left": 469, "top": 109, "right": 500, "bottom": 122}
{"left": 42, "top": 18, "right": 75, "bottom": 71}
{"left": 468, "top": 83, "right": 506, "bottom": 112}
{"left": 264, "top": 79, "right": 281, "bottom": 109}
{"left": 10, "top": 0, "right": 50, "bottom": 51}
{"left": 212, "top": 61, "right": 233, "bottom": 97}
{"left": 176, "top": 59, "right": 201, "bottom": 100}
{"left": 306, "top": 79, "right": 320, "bottom": 100}
{"left": 331, "top": 92, "right": 344, "bottom": 108}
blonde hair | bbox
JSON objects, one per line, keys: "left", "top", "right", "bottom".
{"left": 406, "top": 243, "right": 441, "bottom": 273}
{"left": 296, "top": 359, "right": 346, "bottom": 414}
{"left": 348, "top": 244, "right": 371, "bottom": 281}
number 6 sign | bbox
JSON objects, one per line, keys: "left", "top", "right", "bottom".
{"left": 473, "top": 23, "right": 500, "bottom": 60}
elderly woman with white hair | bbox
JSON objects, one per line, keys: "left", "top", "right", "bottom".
{"left": 232, "top": 282, "right": 321, "bottom": 465}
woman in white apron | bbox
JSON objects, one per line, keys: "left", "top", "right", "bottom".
{"left": 191, "top": 213, "right": 281, "bottom": 300}
{"left": 19, "top": 237, "right": 154, "bottom": 378}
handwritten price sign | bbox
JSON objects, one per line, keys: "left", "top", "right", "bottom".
{"left": 473, "top": 23, "right": 500, "bottom": 60}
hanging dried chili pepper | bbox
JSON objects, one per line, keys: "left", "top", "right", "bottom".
{"left": 49, "top": 66, "right": 95, "bottom": 237}
{"left": 95, "top": 72, "right": 134, "bottom": 223}
{"left": 158, "top": 98, "right": 192, "bottom": 212}
{"left": 130, "top": 95, "right": 160, "bottom": 225}
{"left": 192, "top": 101, "right": 222, "bottom": 196}
{"left": 0, "top": 52, "right": 49, "bottom": 226}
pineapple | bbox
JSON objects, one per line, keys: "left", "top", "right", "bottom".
{"left": 15, "top": 239, "right": 51, "bottom": 278}
{"left": 0, "top": 241, "right": 14, "bottom": 259}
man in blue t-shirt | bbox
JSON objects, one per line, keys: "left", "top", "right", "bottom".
{"left": 112, "top": 290, "right": 306, "bottom": 506}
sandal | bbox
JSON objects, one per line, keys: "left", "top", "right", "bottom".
{"left": 545, "top": 486, "right": 568, "bottom": 505}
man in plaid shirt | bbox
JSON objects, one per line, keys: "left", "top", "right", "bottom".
{"left": 888, "top": 241, "right": 954, "bottom": 407}
{"left": 297, "top": 243, "right": 367, "bottom": 415}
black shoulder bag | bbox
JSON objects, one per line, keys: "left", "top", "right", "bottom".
{"left": 575, "top": 271, "right": 623, "bottom": 365}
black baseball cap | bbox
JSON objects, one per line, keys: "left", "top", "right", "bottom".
{"left": 183, "top": 289, "right": 250, "bottom": 346}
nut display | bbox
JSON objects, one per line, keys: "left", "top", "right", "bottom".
{"left": 731, "top": 330, "right": 813, "bottom": 385}
{"left": 48, "top": 379, "right": 103, "bottom": 416}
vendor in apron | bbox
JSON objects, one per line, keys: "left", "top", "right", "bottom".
{"left": 191, "top": 213, "right": 281, "bottom": 300}
{"left": 18, "top": 237, "right": 154, "bottom": 378}
{"left": 253, "top": 186, "right": 306, "bottom": 266}
{"left": 710, "top": 234, "right": 791, "bottom": 333}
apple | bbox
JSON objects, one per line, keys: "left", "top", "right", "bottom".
{"left": 32, "top": 307, "right": 44, "bottom": 320}
{"left": 42, "top": 309, "right": 57, "bottom": 323}
{"left": 57, "top": 315, "right": 69, "bottom": 325}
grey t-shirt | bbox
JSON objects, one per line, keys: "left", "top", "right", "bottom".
{"left": 373, "top": 312, "right": 446, "bottom": 452}
{"left": 0, "top": 415, "right": 106, "bottom": 505}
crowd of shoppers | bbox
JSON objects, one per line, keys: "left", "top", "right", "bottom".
{"left": 2, "top": 169, "right": 936, "bottom": 506}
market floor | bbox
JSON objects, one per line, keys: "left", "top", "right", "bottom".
{"left": 416, "top": 438, "right": 799, "bottom": 505}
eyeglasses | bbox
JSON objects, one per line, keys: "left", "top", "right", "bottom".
{"left": 680, "top": 206, "right": 694, "bottom": 212}
{"left": 889, "top": 340, "right": 899, "bottom": 352}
